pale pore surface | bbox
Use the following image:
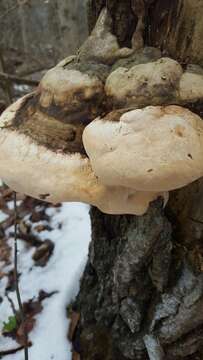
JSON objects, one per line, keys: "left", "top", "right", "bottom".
{"left": 105, "top": 58, "right": 183, "bottom": 107}
{"left": 83, "top": 106, "right": 203, "bottom": 191}
{"left": 0, "top": 124, "right": 164, "bottom": 215}
{"left": 39, "top": 67, "right": 103, "bottom": 108}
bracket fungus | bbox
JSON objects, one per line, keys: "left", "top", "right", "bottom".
{"left": 105, "top": 57, "right": 203, "bottom": 108}
{"left": 0, "top": 7, "right": 203, "bottom": 216}
{"left": 83, "top": 106, "right": 203, "bottom": 192}
{"left": 0, "top": 98, "right": 166, "bottom": 215}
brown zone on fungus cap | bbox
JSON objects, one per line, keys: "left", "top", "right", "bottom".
{"left": 38, "top": 80, "right": 107, "bottom": 123}
{"left": 10, "top": 93, "right": 90, "bottom": 156}
{"left": 37, "top": 64, "right": 107, "bottom": 118}
{"left": 7, "top": 60, "right": 109, "bottom": 156}
{"left": 38, "top": 93, "right": 103, "bottom": 126}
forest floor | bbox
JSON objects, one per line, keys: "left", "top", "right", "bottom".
{"left": 0, "top": 183, "right": 90, "bottom": 360}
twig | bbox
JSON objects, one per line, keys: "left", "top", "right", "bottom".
{"left": 0, "top": 345, "right": 24, "bottom": 357}
{"left": 13, "top": 192, "right": 29, "bottom": 360}
{"left": 6, "top": 293, "right": 18, "bottom": 318}
{"left": 0, "top": 4, "right": 19, "bottom": 20}
{"left": 0, "top": 71, "right": 38, "bottom": 87}
{"left": 0, "top": 0, "right": 31, "bottom": 20}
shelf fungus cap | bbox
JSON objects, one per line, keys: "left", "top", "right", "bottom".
{"left": 83, "top": 105, "right": 203, "bottom": 192}
{"left": 39, "top": 65, "right": 104, "bottom": 111}
{"left": 0, "top": 91, "right": 97, "bottom": 204}
{"left": 0, "top": 97, "right": 165, "bottom": 215}
{"left": 0, "top": 111, "right": 92, "bottom": 204}
{"left": 105, "top": 57, "right": 183, "bottom": 107}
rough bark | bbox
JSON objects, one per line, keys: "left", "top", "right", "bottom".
{"left": 73, "top": 1, "right": 203, "bottom": 359}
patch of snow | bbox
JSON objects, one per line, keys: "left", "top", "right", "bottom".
{"left": 0, "top": 211, "right": 9, "bottom": 222}
{"left": 0, "top": 202, "right": 91, "bottom": 360}
{"left": 6, "top": 201, "right": 22, "bottom": 211}
{"left": 0, "top": 337, "right": 19, "bottom": 352}
{"left": 13, "top": 84, "right": 31, "bottom": 93}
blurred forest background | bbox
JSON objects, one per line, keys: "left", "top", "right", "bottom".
{"left": 0, "top": 3, "right": 90, "bottom": 359}
{"left": 0, "top": 0, "right": 88, "bottom": 111}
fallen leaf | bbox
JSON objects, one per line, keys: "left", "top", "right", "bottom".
{"left": 32, "top": 239, "right": 54, "bottom": 266}
{"left": 34, "top": 224, "right": 52, "bottom": 232}
{"left": 68, "top": 312, "right": 80, "bottom": 341}
{"left": 72, "top": 351, "right": 80, "bottom": 360}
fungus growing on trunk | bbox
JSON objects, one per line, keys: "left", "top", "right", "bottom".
{"left": 105, "top": 58, "right": 203, "bottom": 108}
{"left": 105, "top": 58, "right": 183, "bottom": 107}
{"left": 83, "top": 105, "right": 203, "bottom": 191}
{"left": 0, "top": 7, "right": 203, "bottom": 216}
{"left": 0, "top": 96, "right": 167, "bottom": 215}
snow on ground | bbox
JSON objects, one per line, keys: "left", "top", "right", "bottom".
{"left": 0, "top": 202, "right": 91, "bottom": 360}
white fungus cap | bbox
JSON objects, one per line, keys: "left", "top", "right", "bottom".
{"left": 0, "top": 101, "right": 165, "bottom": 215}
{"left": 83, "top": 105, "right": 203, "bottom": 192}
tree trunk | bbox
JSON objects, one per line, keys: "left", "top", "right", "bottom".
{"left": 72, "top": 1, "right": 203, "bottom": 359}
{"left": 73, "top": 0, "right": 203, "bottom": 360}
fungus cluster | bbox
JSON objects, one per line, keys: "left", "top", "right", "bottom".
{"left": 0, "top": 8, "right": 203, "bottom": 215}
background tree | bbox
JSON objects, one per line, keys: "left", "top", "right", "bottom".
{"left": 0, "top": 0, "right": 88, "bottom": 106}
